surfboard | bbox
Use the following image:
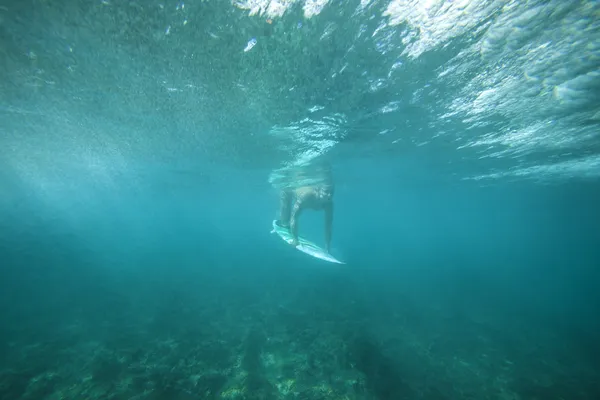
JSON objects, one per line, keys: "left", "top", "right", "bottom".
{"left": 270, "top": 220, "right": 345, "bottom": 264}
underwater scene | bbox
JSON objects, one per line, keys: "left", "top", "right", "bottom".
{"left": 1, "top": 0, "right": 599, "bottom": 399}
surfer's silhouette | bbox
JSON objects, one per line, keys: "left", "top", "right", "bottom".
{"left": 275, "top": 163, "right": 334, "bottom": 253}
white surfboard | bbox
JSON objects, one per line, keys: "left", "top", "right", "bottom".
{"left": 270, "top": 220, "right": 345, "bottom": 264}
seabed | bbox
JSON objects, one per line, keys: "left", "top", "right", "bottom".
{"left": 1, "top": 285, "right": 597, "bottom": 400}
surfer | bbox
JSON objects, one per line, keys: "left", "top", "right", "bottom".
{"left": 277, "top": 180, "right": 334, "bottom": 253}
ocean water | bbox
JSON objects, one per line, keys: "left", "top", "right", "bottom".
{"left": 1, "top": 0, "right": 599, "bottom": 399}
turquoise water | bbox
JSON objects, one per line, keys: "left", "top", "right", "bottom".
{"left": 1, "top": 0, "right": 599, "bottom": 399}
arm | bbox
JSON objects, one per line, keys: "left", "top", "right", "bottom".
{"left": 290, "top": 196, "right": 304, "bottom": 245}
{"left": 278, "top": 189, "right": 292, "bottom": 226}
{"left": 324, "top": 202, "right": 333, "bottom": 252}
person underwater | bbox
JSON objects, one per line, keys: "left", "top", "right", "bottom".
{"left": 275, "top": 167, "right": 335, "bottom": 253}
